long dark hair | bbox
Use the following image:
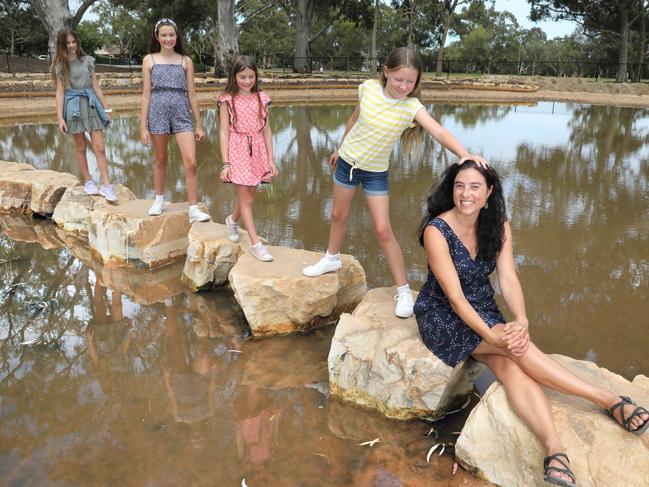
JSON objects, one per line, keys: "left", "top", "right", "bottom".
{"left": 222, "top": 55, "right": 264, "bottom": 129}
{"left": 50, "top": 27, "right": 86, "bottom": 87}
{"left": 379, "top": 47, "right": 424, "bottom": 154}
{"left": 417, "top": 160, "right": 507, "bottom": 262}
{"left": 149, "top": 18, "right": 185, "bottom": 55}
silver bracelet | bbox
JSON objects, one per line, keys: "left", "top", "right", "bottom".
{"left": 222, "top": 164, "right": 231, "bottom": 169}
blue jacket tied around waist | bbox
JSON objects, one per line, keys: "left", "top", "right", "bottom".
{"left": 63, "top": 89, "right": 110, "bottom": 128}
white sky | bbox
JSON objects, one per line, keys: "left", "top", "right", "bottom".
{"left": 492, "top": 0, "right": 578, "bottom": 39}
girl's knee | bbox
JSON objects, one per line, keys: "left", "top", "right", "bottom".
{"left": 373, "top": 224, "right": 394, "bottom": 243}
{"left": 184, "top": 158, "right": 198, "bottom": 174}
{"left": 331, "top": 207, "right": 350, "bottom": 224}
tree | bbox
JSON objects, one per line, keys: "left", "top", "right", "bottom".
{"left": 0, "top": 1, "right": 48, "bottom": 56}
{"left": 528, "top": 0, "right": 646, "bottom": 82}
{"left": 28, "top": 0, "right": 99, "bottom": 56}
{"left": 93, "top": 0, "right": 146, "bottom": 59}
{"left": 436, "top": 0, "right": 471, "bottom": 75}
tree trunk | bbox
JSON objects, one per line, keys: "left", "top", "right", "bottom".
{"left": 293, "top": 0, "right": 313, "bottom": 73}
{"left": 634, "top": 8, "right": 646, "bottom": 82}
{"left": 616, "top": 3, "right": 630, "bottom": 82}
{"left": 29, "top": 0, "right": 96, "bottom": 57}
{"left": 214, "top": 0, "right": 240, "bottom": 77}
{"left": 370, "top": 0, "right": 378, "bottom": 73}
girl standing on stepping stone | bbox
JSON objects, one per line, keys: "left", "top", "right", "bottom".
{"left": 302, "top": 47, "right": 486, "bottom": 318}
{"left": 415, "top": 160, "right": 649, "bottom": 487}
{"left": 140, "top": 18, "right": 211, "bottom": 224}
{"left": 218, "top": 56, "right": 277, "bottom": 262}
{"left": 51, "top": 27, "right": 118, "bottom": 202}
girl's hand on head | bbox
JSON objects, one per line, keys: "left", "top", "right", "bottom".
{"left": 329, "top": 150, "right": 340, "bottom": 169}
{"left": 140, "top": 128, "right": 151, "bottom": 147}
{"left": 220, "top": 166, "right": 231, "bottom": 183}
{"left": 195, "top": 127, "right": 206, "bottom": 143}
{"left": 459, "top": 154, "right": 489, "bottom": 168}
{"left": 57, "top": 119, "right": 68, "bottom": 135}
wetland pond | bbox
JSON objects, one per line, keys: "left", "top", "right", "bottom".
{"left": 1, "top": 102, "right": 648, "bottom": 486}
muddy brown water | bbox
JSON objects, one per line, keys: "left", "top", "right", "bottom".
{"left": 1, "top": 102, "right": 648, "bottom": 486}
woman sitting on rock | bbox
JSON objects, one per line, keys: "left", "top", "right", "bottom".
{"left": 414, "top": 160, "right": 648, "bottom": 487}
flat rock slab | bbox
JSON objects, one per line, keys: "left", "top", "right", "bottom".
{"left": 228, "top": 247, "right": 367, "bottom": 336}
{"left": 89, "top": 199, "right": 196, "bottom": 269}
{"left": 328, "top": 287, "right": 484, "bottom": 420}
{"left": 456, "top": 355, "right": 649, "bottom": 487}
{"left": 0, "top": 214, "right": 64, "bottom": 249}
{"left": 0, "top": 163, "right": 78, "bottom": 215}
{"left": 52, "top": 184, "right": 136, "bottom": 234}
{"left": 182, "top": 222, "right": 254, "bottom": 291}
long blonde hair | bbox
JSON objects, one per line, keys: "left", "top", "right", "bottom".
{"left": 50, "top": 27, "right": 86, "bottom": 88}
{"left": 379, "top": 47, "right": 424, "bottom": 155}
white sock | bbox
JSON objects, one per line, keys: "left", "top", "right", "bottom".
{"left": 155, "top": 194, "right": 164, "bottom": 203}
{"left": 397, "top": 284, "right": 411, "bottom": 295}
{"left": 189, "top": 204, "right": 198, "bottom": 211}
{"left": 252, "top": 241, "right": 263, "bottom": 248}
{"left": 325, "top": 251, "right": 340, "bottom": 261}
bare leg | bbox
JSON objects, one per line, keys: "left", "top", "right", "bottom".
{"left": 89, "top": 130, "right": 111, "bottom": 185}
{"left": 72, "top": 133, "right": 91, "bottom": 181}
{"left": 234, "top": 185, "right": 260, "bottom": 244}
{"left": 326, "top": 183, "right": 356, "bottom": 254}
{"left": 474, "top": 339, "right": 648, "bottom": 430}
{"left": 364, "top": 194, "right": 407, "bottom": 287}
{"left": 174, "top": 131, "right": 199, "bottom": 205}
{"left": 473, "top": 352, "right": 574, "bottom": 484}
{"left": 150, "top": 134, "right": 170, "bottom": 196}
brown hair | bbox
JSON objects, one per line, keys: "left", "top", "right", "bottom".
{"left": 379, "top": 47, "right": 424, "bottom": 155}
{"left": 50, "top": 27, "right": 86, "bottom": 88}
{"left": 222, "top": 56, "right": 265, "bottom": 130}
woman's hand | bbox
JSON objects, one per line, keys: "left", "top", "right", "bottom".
{"left": 195, "top": 126, "right": 206, "bottom": 143}
{"left": 329, "top": 150, "right": 340, "bottom": 169}
{"left": 140, "top": 127, "right": 150, "bottom": 147}
{"left": 459, "top": 153, "right": 489, "bottom": 169}
{"left": 57, "top": 118, "right": 67, "bottom": 135}
{"left": 220, "top": 166, "right": 231, "bottom": 182}
{"left": 487, "top": 323, "right": 529, "bottom": 357}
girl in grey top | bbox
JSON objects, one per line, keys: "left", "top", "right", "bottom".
{"left": 51, "top": 27, "right": 117, "bottom": 202}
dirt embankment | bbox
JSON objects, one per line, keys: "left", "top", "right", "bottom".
{"left": 1, "top": 71, "right": 648, "bottom": 124}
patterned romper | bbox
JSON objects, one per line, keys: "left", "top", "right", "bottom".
{"left": 147, "top": 55, "right": 193, "bottom": 134}
{"left": 414, "top": 218, "right": 505, "bottom": 367}
{"left": 218, "top": 91, "right": 272, "bottom": 186}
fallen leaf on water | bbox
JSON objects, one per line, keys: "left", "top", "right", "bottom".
{"left": 242, "top": 479, "right": 248, "bottom": 487}
{"left": 312, "top": 452, "right": 330, "bottom": 464}
{"left": 452, "top": 462, "right": 458, "bottom": 476}
{"left": 426, "top": 443, "right": 440, "bottom": 462}
{"left": 19, "top": 339, "right": 39, "bottom": 346}
{"left": 358, "top": 438, "right": 380, "bottom": 447}
{"left": 228, "top": 349, "right": 242, "bottom": 354}
{"left": 426, "top": 427, "right": 435, "bottom": 436}
{"left": 439, "top": 445, "right": 445, "bottom": 456}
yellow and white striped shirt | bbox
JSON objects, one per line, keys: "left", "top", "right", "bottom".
{"left": 338, "top": 79, "right": 424, "bottom": 172}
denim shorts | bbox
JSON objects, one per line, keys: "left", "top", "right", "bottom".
{"left": 333, "top": 157, "right": 389, "bottom": 196}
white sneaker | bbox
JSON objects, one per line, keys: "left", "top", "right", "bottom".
{"left": 302, "top": 255, "right": 342, "bottom": 277}
{"left": 394, "top": 292, "right": 414, "bottom": 318}
{"left": 189, "top": 206, "right": 211, "bottom": 224}
{"left": 251, "top": 243, "right": 273, "bottom": 262}
{"left": 225, "top": 214, "right": 240, "bottom": 242}
{"left": 84, "top": 180, "right": 100, "bottom": 195}
{"left": 148, "top": 199, "right": 164, "bottom": 216}
{"left": 99, "top": 184, "right": 118, "bottom": 202}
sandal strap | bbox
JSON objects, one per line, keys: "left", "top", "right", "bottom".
{"left": 544, "top": 453, "right": 570, "bottom": 470}
{"left": 608, "top": 396, "right": 648, "bottom": 431}
{"left": 544, "top": 466, "right": 576, "bottom": 484}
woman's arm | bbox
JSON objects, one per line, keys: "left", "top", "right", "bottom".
{"left": 140, "top": 55, "right": 152, "bottom": 146}
{"left": 55, "top": 77, "right": 67, "bottom": 134}
{"left": 414, "top": 108, "right": 488, "bottom": 166}
{"left": 184, "top": 56, "right": 205, "bottom": 143}
{"left": 218, "top": 99, "right": 231, "bottom": 182}
{"left": 329, "top": 103, "right": 360, "bottom": 167}
{"left": 262, "top": 111, "right": 277, "bottom": 176}
{"left": 91, "top": 71, "right": 110, "bottom": 119}
{"left": 495, "top": 221, "right": 529, "bottom": 328}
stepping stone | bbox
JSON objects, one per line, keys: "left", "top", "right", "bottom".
{"left": 89, "top": 199, "right": 206, "bottom": 269}
{"left": 328, "top": 287, "right": 484, "bottom": 420}
{"left": 52, "top": 184, "right": 136, "bottom": 234}
{"left": 456, "top": 355, "right": 649, "bottom": 487}
{"left": 182, "top": 221, "right": 255, "bottom": 291}
{"left": 228, "top": 247, "right": 367, "bottom": 336}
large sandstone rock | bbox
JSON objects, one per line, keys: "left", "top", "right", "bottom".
{"left": 88, "top": 199, "right": 202, "bottom": 268}
{"left": 0, "top": 165, "right": 78, "bottom": 215}
{"left": 455, "top": 355, "right": 649, "bottom": 487}
{"left": 328, "top": 287, "right": 485, "bottom": 420}
{"left": 182, "top": 222, "right": 255, "bottom": 291}
{"left": 0, "top": 214, "right": 64, "bottom": 249}
{"left": 228, "top": 247, "right": 366, "bottom": 336}
{"left": 52, "top": 184, "right": 136, "bottom": 234}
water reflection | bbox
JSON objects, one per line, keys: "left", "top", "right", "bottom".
{"left": 1, "top": 101, "right": 648, "bottom": 485}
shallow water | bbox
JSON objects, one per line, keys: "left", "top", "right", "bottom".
{"left": 1, "top": 102, "right": 648, "bottom": 485}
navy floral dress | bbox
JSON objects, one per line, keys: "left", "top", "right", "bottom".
{"left": 414, "top": 218, "right": 505, "bottom": 367}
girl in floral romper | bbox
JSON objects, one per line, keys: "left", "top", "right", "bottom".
{"left": 218, "top": 56, "right": 277, "bottom": 262}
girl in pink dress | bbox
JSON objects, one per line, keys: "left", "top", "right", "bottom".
{"left": 218, "top": 56, "right": 277, "bottom": 262}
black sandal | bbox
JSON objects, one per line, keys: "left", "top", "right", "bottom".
{"left": 607, "top": 395, "right": 649, "bottom": 435}
{"left": 543, "top": 453, "right": 576, "bottom": 487}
